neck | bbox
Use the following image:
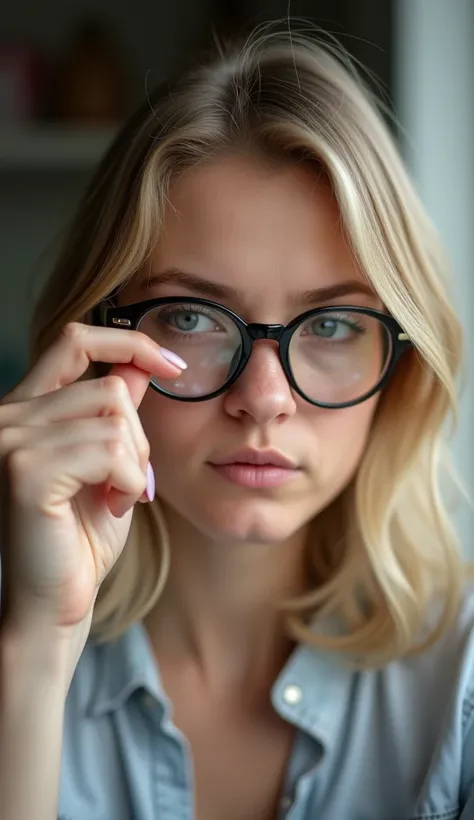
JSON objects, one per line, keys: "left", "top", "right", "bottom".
{"left": 144, "top": 503, "right": 310, "bottom": 697}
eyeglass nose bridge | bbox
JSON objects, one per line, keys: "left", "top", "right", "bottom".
{"left": 246, "top": 323, "right": 285, "bottom": 342}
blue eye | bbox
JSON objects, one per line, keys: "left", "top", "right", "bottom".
{"left": 156, "top": 306, "right": 224, "bottom": 335}
{"left": 309, "top": 318, "right": 354, "bottom": 340}
{"left": 301, "top": 313, "right": 365, "bottom": 342}
{"left": 167, "top": 310, "right": 214, "bottom": 333}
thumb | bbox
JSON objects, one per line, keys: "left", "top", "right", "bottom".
{"left": 108, "top": 362, "right": 151, "bottom": 408}
{"left": 105, "top": 363, "right": 152, "bottom": 510}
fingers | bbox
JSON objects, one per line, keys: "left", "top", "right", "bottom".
{"left": 7, "top": 322, "right": 186, "bottom": 402}
{"left": 107, "top": 363, "right": 151, "bottom": 409}
{"left": 0, "top": 417, "right": 138, "bottom": 458}
{"left": 5, "top": 374, "right": 151, "bottom": 472}
{"left": 0, "top": 376, "right": 154, "bottom": 519}
{"left": 5, "top": 440, "right": 147, "bottom": 519}
{"left": 0, "top": 414, "right": 146, "bottom": 519}
{"left": 0, "top": 323, "right": 172, "bottom": 522}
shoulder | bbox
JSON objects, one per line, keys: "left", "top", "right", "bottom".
{"left": 395, "top": 583, "right": 474, "bottom": 811}
{"left": 349, "top": 586, "right": 474, "bottom": 813}
{"left": 275, "top": 586, "right": 474, "bottom": 816}
{"left": 409, "top": 582, "right": 474, "bottom": 692}
{"left": 384, "top": 583, "right": 474, "bottom": 718}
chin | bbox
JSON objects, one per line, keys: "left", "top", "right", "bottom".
{"left": 155, "top": 469, "right": 330, "bottom": 546}
{"left": 187, "top": 496, "right": 313, "bottom": 545}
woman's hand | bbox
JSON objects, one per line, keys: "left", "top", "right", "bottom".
{"left": 0, "top": 321, "right": 183, "bottom": 630}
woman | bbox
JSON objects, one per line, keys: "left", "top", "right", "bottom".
{"left": 0, "top": 25, "right": 472, "bottom": 820}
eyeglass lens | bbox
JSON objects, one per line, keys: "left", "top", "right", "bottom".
{"left": 137, "top": 301, "right": 392, "bottom": 405}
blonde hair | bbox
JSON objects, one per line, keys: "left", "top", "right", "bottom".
{"left": 30, "top": 24, "right": 465, "bottom": 665}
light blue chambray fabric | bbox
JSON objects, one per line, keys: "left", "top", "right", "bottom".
{"left": 58, "top": 590, "right": 474, "bottom": 820}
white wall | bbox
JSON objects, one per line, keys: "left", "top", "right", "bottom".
{"left": 394, "top": 0, "right": 474, "bottom": 552}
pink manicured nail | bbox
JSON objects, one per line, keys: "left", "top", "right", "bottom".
{"left": 160, "top": 348, "right": 187, "bottom": 369}
{"left": 146, "top": 461, "right": 155, "bottom": 502}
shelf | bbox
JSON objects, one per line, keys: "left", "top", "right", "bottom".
{"left": 0, "top": 124, "right": 119, "bottom": 170}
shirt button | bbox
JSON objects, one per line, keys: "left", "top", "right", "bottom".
{"left": 280, "top": 795, "right": 293, "bottom": 811}
{"left": 282, "top": 684, "right": 303, "bottom": 706}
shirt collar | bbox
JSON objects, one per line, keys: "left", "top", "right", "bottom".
{"left": 86, "top": 621, "right": 168, "bottom": 718}
{"left": 87, "top": 619, "right": 353, "bottom": 750}
{"left": 271, "top": 636, "right": 352, "bottom": 748}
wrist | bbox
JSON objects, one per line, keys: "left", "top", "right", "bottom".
{"left": 0, "top": 610, "right": 92, "bottom": 693}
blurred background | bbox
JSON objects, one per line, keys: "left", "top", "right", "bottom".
{"left": 0, "top": 0, "right": 472, "bottom": 547}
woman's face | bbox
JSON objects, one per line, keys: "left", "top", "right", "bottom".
{"left": 121, "top": 153, "right": 381, "bottom": 544}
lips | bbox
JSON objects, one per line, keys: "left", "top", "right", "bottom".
{"left": 210, "top": 448, "right": 298, "bottom": 470}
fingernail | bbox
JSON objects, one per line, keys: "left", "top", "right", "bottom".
{"left": 160, "top": 348, "right": 187, "bottom": 370}
{"left": 146, "top": 461, "right": 155, "bottom": 502}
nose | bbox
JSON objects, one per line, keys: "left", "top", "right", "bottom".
{"left": 223, "top": 341, "right": 297, "bottom": 424}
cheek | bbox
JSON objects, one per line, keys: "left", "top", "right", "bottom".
{"left": 138, "top": 389, "right": 217, "bottom": 461}
{"left": 311, "top": 398, "right": 377, "bottom": 485}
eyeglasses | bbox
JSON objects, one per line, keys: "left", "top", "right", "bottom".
{"left": 93, "top": 297, "right": 411, "bottom": 409}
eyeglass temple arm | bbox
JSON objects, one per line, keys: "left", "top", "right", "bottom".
{"left": 90, "top": 301, "right": 113, "bottom": 327}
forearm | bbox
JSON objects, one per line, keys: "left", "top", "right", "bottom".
{"left": 0, "top": 613, "right": 92, "bottom": 820}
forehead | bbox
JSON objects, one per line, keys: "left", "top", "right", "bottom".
{"left": 139, "top": 153, "right": 372, "bottom": 308}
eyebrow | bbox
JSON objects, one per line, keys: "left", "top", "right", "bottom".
{"left": 139, "top": 267, "right": 376, "bottom": 305}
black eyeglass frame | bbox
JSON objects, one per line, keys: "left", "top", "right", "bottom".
{"left": 92, "top": 297, "right": 412, "bottom": 409}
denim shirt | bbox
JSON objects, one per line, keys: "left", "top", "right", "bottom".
{"left": 59, "top": 590, "right": 474, "bottom": 820}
